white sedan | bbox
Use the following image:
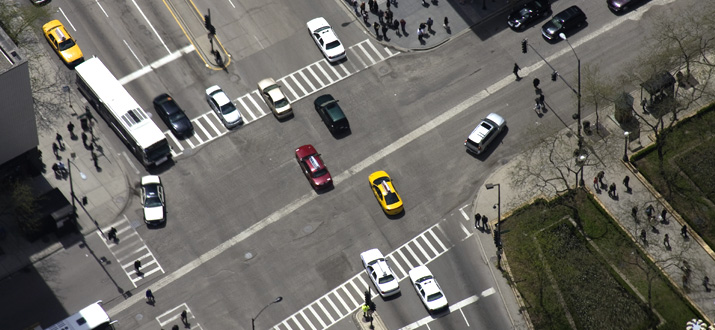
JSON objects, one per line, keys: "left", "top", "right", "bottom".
{"left": 307, "top": 17, "right": 346, "bottom": 63}
{"left": 206, "top": 85, "right": 242, "bottom": 128}
{"left": 408, "top": 265, "right": 448, "bottom": 312}
{"left": 360, "top": 249, "right": 400, "bottom": 297}
{"left": 141, "top": 175, "right": 165, "bottom": 226}
{"left": 258, "top": 78, "right": 292, "bottom": 119}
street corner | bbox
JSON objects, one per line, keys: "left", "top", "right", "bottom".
{"left": 353, "top": 309, "right": 388, "bottom": 330}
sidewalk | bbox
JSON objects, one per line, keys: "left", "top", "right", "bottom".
{"left": 341, "top": 0, "right": 515, "bottom": 51}
{"left": 473, "top": 97, "right": 715, "bottom": 323}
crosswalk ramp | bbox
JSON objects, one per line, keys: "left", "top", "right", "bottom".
{"left": 167, "top": 39, "right": 400, "bottom": 157}
{"left": 271, "top": 223, "right": 451, "bottom": 330}
{"left": 98, "top": 215, "right": 165, "bottom": 287}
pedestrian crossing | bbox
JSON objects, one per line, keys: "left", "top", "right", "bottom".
{"left": 271, "top": 222, "right": 452, "bottom": 330}
{"left": 166, "top": 39, "right": 400, "bottom": 158}
{"left": 98, "top": 215, "right": 165, "bottom": 288}
{"left": 156, "top": 303, "right": 203, "bottom": 330}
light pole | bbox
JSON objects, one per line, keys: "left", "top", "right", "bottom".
{"left": 559, "top": 33, "right": 582, "bottom": 155}
{"left": 485, "top": 183, "right": 501, "bottom": 269}
{"left": 623, "top": 131, "right": 630, "bottom": 162}
{"left": 575, "top": 154, "right": 587, "bottom": 188}
{"left": 252, "top": 296, "right": 283, "bottom": 330}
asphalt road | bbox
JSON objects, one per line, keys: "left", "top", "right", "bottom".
{"left": 19, "top": 0, "right": 691, "bottom": 329}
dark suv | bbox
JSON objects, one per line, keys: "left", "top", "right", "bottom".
{"left": 314, "top": 94, "right": 349, "bottom": 135}
{"left": 541, "top": 6, "right": 586, "bottom": 41}
{"left": 153, "top": 94, "right": 194, "bottom": 138}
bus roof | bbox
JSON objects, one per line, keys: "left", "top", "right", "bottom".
{"left": 75, "top": 57, "right": 165, "bottom": 150}
{"left": 44, "top": 301, "right": 110, "bottom": 330}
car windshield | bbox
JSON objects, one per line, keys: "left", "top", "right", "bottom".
{"left": 220, "top": 102, "right": 237, "bottom": 115}
{"left": 518, "top": 8, "right": 531, "bottom": 17}
{"left": 372, "top": 177, "right": 389, "bottom": 185}
{"left": 480, "top": 122, "right": 493, "bottom": 130}
{"left": 378, "top": 274, "right": 395, "bottom": 284}
{"left": 550, "top": 17, "right": 564, "bottom": 29}
{"left": 169, "top": 112, "right": 187, "bottom": 122}
{"left": 312, "top": 168, "right": 328, "bottom": 178}
{"left": 275, "top": 98, "right": 290, "bottom": 108}
{"left": 385, "top": 192, "right": 400, "bottom": 205}
{"left": 315, "top": 26, "right": 330, "bottom": 33}
{"left": 145, "top": 196, "right": 163, "bottom": 208}
{"left": 427, "top": 292, "right": 444, "bottom": 301}
{"left": 326, "top": 40, "right": 341, "bottom": 50}
{"left": 58, "top": 38, "right": 76, "bottom": 51}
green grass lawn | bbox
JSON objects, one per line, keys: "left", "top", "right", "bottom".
{"left": 502, "top": 190, "right": 700, "bottom": 329}
{"left": 634, "top": 105, "right": 715, "bottom": 248}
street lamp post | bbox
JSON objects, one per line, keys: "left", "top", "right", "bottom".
{"left": 623, "top": 131, "right": 630, "bottom": 162}
{"left": 575, "top": 154, "right": 587, "bottom": 188}
{"left": 485, "top": 183, "right": 501, "bottom": 269}
{"left": 560, "top": 33, "right": 582, "bottom": 155}
{"left": 252, "top": 296, "right": 283, "bottom": 330}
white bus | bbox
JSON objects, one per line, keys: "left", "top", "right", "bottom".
{"left": 43, "top": 301, "right": 116, "bottom": 330}
{"left": 75, "top": 57, "right": 171, "bottom": 167}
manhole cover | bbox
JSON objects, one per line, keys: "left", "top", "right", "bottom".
{"left": 230, "top": 74, "right": 240, "bottom": 83}
{"left": 244, "top": 252, "right": 254, "bottom": 260}
{"left": 114, "top": 196, "right": 125, "bottom": 204}
{"left": 135, "top": 314, "right": 143, "bottom": 321}
{"left": 303, "top": 225, "right": 314, "bottom": 234}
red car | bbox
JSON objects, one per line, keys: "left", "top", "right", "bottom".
{"left": 295, "top": 144, "right": 333, "bottom": 189}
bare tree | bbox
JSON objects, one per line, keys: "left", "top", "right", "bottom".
{"left": 581, "top": 63, "right": 619, "bottom": 136}
{"left": 0, "top": 2, "right": 52, "bottom": 45}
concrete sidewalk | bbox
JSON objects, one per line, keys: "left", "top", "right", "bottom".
{"left": 472, "top": 97, "right": 715, "bottom": 323}
{"left": 342, "top": 0, "right": 514, "bottom": 51}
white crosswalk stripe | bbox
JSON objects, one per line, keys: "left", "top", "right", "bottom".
{"left": 165, "top": 39, "right": 400, "bottom": 157}
{"left": 270, "top": 221, "right": 451, "bottom": 330}
{"left": 97, "top": 215, "right": 165, "bottom": 287}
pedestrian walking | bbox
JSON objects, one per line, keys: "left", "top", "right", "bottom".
{"left": 474, "top": 213, "right": 482, "bottom": 229}
{"left": 377, "top": 9, "right": 384, "bottom": 24}
{"left": 704, "top": 276, "right": 711, "bottom": 292}
{"left": 373, "top": 22, "right": 380, "bottom": 37}
{"left": 381, "top": 24, "right": 388, "bottom": 39}
{"left": 682, "top": 225, "right": 688, "bottom": 239}
{"left": 67, "top": 122, "right": 75, "bottom": 139}
{"left": 92, "top": 151, "right": 100, "bottom": 169}
{"left": 660, "top": 209, "right": 667, "bottom": 222}
{"left": 533, "top": 97, "right": 542, "bottom": 113}
{"left": 623, "top": 175, "right": 630, "bottom": 191}
{"left": 146, "top": 289, "right": 155, "bottom": 303}
{"left": 482, "top": 215, "right": 489, "bottom": 230}
{"left": 134, "top": 260, "right": 142, "bottom": 273}
{"left": 426, "top": 17, "right": 434, "bottom": 32}
{"left": 533, "top": 78, "right": 540, "bottom": 89}
{"left": 181, "top": 310, "right": 189, "bottom": 324}
{"left": 172, "top": 325, "right": 179, "bottom": 330}
{"left": 352, "top": 0, "right": 359, "bottom": 15}
{"left": 400, "top": 19, "right": 406, "bottom": 33}
{"left": 57, "top": 162, "right": 68, "bottom": 177}
{"left": 386, "top": 0, "right": 390, "bottom": 9}
{"left": 631, "top": 206, "right": 638, "bottom": 220}
{"left": 56, "top": 133, "right": 65, "bottom": 150}
{"left": 52, "top": 142, "right": 60, "bottom": 158}
{"left": 664, "top": 234, "right": 670, "bottom": 249}
{"left": 608, "top": 183, "right": 617, "bottom": 198}
{"left": 513, "top": 63, "right": 521, "bottom": 80}
{"left": 360, "top": 1, "right": 366, "bottom": 14}
{"left": 538, "top": 94, "right": 545, "bottom": 108}
{"left": 640, "top": 229, "right": 647, "bottom": 245}
{"left": 107, "top": 227, "right": 117, "bottom": 241}
{"left": 362, "top": 11, "right": 369, "bottom": 24}
{"left": 386, "top": 9, "right": 393, "bottom": 25}
{"left": 367, "top": 0, "right": 374, "bottom": 11}
{"left": 443, "top": 17, "right": 449, "bottom": 29}
{"left": 417, "top": 28, "right": 424, "bottom": 41}
{"left": 597, "top": 171, "right": 605, "bottom": 185}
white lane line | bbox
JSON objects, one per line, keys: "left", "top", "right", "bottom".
{"left": 307, "top": 305, "right": 327, "bottom": 329}
{"left": 398, "top": 295, "right": 479, "bottom": 330}
{"left": 121, "top": 152, "right": 141, "bottom": 175}
{"left": 430, "top": 227, "right": 448, "bottom": 252}
{"left": 332, "top": 290, "right": 351, "bottom": 315}
{"left": 289, "top": 315, "right": 305, "bottom": 330}
{"left": 278, "top": 77, "right": 299, "bottom": 101}
{"left": 58, "top": 8, "right": 78, "bottom": 31}
{"left": 123, "top": 40, "right": 144, "bottom": 67}
{"left": 460, "top": 308, "right": 470, "bottom": 327}
{"left": 119, "top": 44, "right": 194, "bottom": 84}
{"left": 166, "top": 131, "right": 183, "bottom": 151}
{"left": 356, "top": 42, "right": 375, "bottom": 65}
{"left": 206, "top": 112, "right": 224, "bottom": 135}
{"left": 131, "top": 0, "right": 171, "bottom": 54}
{"left": 341, "top": 286, "right": 359, "bottom": 308}
{"left": 357, "top": 276, "right": 370, "bottom": 293}
{"left": 348, "top": 280, "right": 363, "bottom": 302}
{"left": 404, "top": 244, "right": 423, "bottom": 265}
{"left": 396, "top": 249, "right": 414, "bottom": 270}
{"left": 459, "top": 222, "right": 471, "bottom": 237}
{"left": 365, "top": 40, "right": 385, "bottom": 61}
{"left": 338, "top": 61, "right": 350, "bottom": 76}
{"left": 247, "top": 92, "right": 266, "bottom": 115}
{"left": 315, "top": 63, "right": 334, "bottom": 84}
{"left": 289, "top": 74, "right": 309, "bottom": 96}
{"left": 412, "top": 239, "right": 431, "bottom": 262}
{"left": 94, "top": 0, "right": 109, "bottom": 17}
{"left": 389, "top": 253, "right": 408, "bottom": 279}
{"left": 297, "top": 70, "right": 317, "bottom": 91}
{"left": 299, "top": 310, "right": 317, "bottom": 330}
{"left": 316, "top": 299, "right": 335, "bottom": 323}
{"left": 237, "top": 97, "right": 257, "bottom": 120}
{"left": 422, "top": 231, "right": 439, "bottom": 256}
{"left": 306, "top": 65, "right": 325, "bottom": 87}
{"left": 282, "top": 319, "right": 294, "bottom": 330}
{"left": 458, "top": 207, "right": 470, "bottom": 221}
{"left": 327, "top": 61, "right": 344, "bottom": 80}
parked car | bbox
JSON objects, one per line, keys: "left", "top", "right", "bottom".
{"left": 42, "top": 20, "right": 84, "bottom": 66}
{"left": 307, "top": 17, "right": 346, "bottom": 62}
{"left": 141, "top": 175, "right": 165, "bottom": 226}
{"left": 409, "top": 265, "right": 449, "bottom": 312}
{"left": 541, "top": 6, "right": 587, "bottom": 41}
{"left": 30, "top": 0, "right": 51, "bottom": 5}
{"left": 205, "top": 85, "right": 242, "bottom": 128}
{"left": 360, "top": 248, "right": 400, "bottom": 297}
{"left": 464, "top": 113, "right": 506, "bottom": 155}
{"left": 258, "top": 78, "right": 292, "bottom": 119}
{"left": 295, "top": 144, "right": 333, "bottom": 190}
{"left": 507, "top": 0, "right": 551, "bottom": 31}
{"left": 314, "top": 94, "right": 349, "bottom": 135}
{"left": 153, "top": 94, "right": 194, "bottom": 138}
{"left": 368, "top": 171, "right": 404, "bottom": 215}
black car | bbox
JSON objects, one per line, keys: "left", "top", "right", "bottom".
{"left": 507, "top": 0, "right": 551, "bottom": 31}
{"left": 153, "top": 94, "right": 194, "bottom": 138}
{"left": 541, "top": 6, "right": 587, "bottom": 41}
{"left": 607, "top": 0, "right": 647, "bottom": 13}
{"left": 314, "top": 94, "right": 349, "bottom": 135}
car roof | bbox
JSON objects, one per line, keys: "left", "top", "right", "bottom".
{"left": 296, "top": 144, "right": 317, "bottom": 159}
{"left": 307, "top": 17, "right": 330, "bottom": 32}
{"left": 266, "top": 88, "right": 285, "bottom": 101}
{"left": 485, "top": 113, "right": 505, "bottom": 126}
{"left": 141, "top": 175, "right": 161, "bottom": 185}
{"left": 557, "top": 5, "right": 584, "bottom": 19}
{"left": 207, "top": 86, "right": 231, "bottom": 106}
{"left": 314, "top": 94, "right": 336, "bottom": 107}
{"left": 409, "top": 265, "right": 432, "bottom": 282}
{"left": 257, "top": 78, "right": 277, "bottom": 90}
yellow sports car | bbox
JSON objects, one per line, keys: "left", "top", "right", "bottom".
{"left": 368, "top": 171, "right": 404, "bottom": 215}
{"left": 42, "top": 20, "right": 84, "bottom": 66}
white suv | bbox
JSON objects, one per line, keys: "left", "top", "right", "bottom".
{"left": 465, "top": 113, "right": 506, "bottom": 155}
{"left": 360, "top": 248, "right": 400, "bottom": 297}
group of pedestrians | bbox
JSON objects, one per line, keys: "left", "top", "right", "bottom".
{"left": 351, "top": 0, "right": 449, "bottom": 43}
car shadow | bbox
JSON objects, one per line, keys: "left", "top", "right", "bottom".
{"left": 276, "top": 113, "right": 295, "bottom": 122}
{"left": 332, "top": 128, "right": 352, "bottom": 139}
{"left": 381, "top": 291, "right": 402, "bottom": 301}
{"left": 315, "top": 184, "right": 335, "bottom": 195}
{"left": 386, "top": 209, "right": 405, "bottom": 220}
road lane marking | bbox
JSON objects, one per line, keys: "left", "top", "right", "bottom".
{"left": 123, "top": 40, "right": 144, "bottom": 67}
{"left": 131, "top": 0, "right": 171, "bottom": 54}
{"left": 94, "top": 0, "right": 109, "bottom": 17}
{"left": 398, "top": 295, "right": 480, "bottom": 330}
{"left": 58, "top": 7, "right": 78, "bottom": 31}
